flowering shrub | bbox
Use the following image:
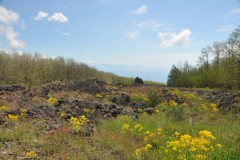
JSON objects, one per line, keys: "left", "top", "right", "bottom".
{"left": 162, "top": 130, "right": 222, "bottom": 160}
{"left": 135, "top": 143, "right": 152, "bottom": 157}
{"left": 122, "top": 122, "right": 222, "bottom": 159}
{"left": 25, "top": 150, "right": 37, "bottom": 158}
{"left": 122, "top": 123, "right": 132, "bottom": 133}
{"left": 168, "top": 100, "right": 178, "bottom": 107}
{"left": 7, "top": 114, "right": 19, "bottom": 121}
{"left": 70, "top": 115, "right": 89, "bottom": 133}
{"left": 83, "top": 107, "right": 95, "bottom": 114}
{"left": 134, "top": 123, "right": 144, "bottom": 132}
{"left": 60, "top": 112, "right": 66, "bottom": 117}
{"left": 96, "top": 93, "right": 103, "bottom": 98}
{"left": 210, "top": 103, "right": 218, "bottom": 111}
{"left": 0, "top": 105, "right": 8, "bottom": 111}
{"left": 47, "top": 97, "right": 58, "bottom": 105}
{"left": 20, "top": 108, "right": 27, "bottom": 117}
{"left": 122, "top": 123, "right": 146, "bottom": 135}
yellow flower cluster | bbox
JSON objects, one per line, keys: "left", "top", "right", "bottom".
{"left": 194, "top": 154, "right": 206, "bottom": 160}
{"left": 7, "top": 114, "right": 19, "bottom": 121}
{"left": 70, "top": 115, "right": 89, "bottom": 132}
{"left": 210, "top": 103, "right": 218, "bottom": 111}
{"left": 122, "top": 123, "right": 145, "bottom": 134}
{"left": 95, "top": 93, "right": 103, "bottom": 98}
{"left": 168, "top": 100, "right": 178, "bottom": 107}
{"left": 0, "top": 105, "right": 8, "bottom": 111}
{"left": 25, "top": 150, "right": 37, "bottom": 158}
{"left": 83, "top": 107, "right": 95, "bottom": 114}
{"left": 163, "top": 130, "right": 221, "bottom": 159}
{"left": 135, "top": 143, "right": 152, "bottom": 157}
{"left": 60, "top": 112, "right": 66, "bottom": 117}
{"left": 20, "top": 108, "right": 27, "bottom": 117}
{"left": 122, "top": 123, "right": 132, "bottom": 133}
{"left": 134, "top": 123, "right": 144, "bottom": 132}
{"left": 137, "top": 108, "right": 143, "bottom": 113}
{"left": 144, "top": 128, "right": 162, "bottom": 141}
{"left": 144, "top": 130, "right": 155, "bottom": 141}
{"left": 47, "top": 97, "right": 58, "bottom": 105}
{"left": 163, "top": 99, "right": 178, "bottom": 107}
{"left": 198, "top": 130, "right": 216, "bottom": 140}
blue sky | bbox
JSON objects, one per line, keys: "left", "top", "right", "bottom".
{"left": 0, "top": 0, "right": 239, "bottom": 82}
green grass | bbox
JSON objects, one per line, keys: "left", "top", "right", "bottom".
{"left": 93, "top": 108, "right": 240, "bottom": 160}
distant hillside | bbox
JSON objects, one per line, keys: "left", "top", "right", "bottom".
{"left": 0, "top": 51, "right": 133, "bottom": 86}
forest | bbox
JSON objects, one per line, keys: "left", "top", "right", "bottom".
{"left": 167, "top": 26, "right": 240, "bottom": 89}
{"left": 0, "top": 51, "right": 132, "bottom": 85}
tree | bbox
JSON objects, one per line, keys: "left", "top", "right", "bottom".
{"left": 167, "top": 26, "right": 240, "bottom": 89}
{"left": 134, "top": 77, "right": 144, "bottom": 84}
{"left": 167, "top": 65, "right": 181, "bottom": 87}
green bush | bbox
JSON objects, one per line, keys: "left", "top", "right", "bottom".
{"left": 166, "top": 105, "right": 186, "bottom": 121}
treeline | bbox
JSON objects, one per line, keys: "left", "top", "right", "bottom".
{"left": 167, "top": 26, "right": 240, "bottom": 89}
{"left": 0, "top": 51, "right": 132, "bottom": 86}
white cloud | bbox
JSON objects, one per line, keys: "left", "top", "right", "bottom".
{"left": 48, "top": 12, "right": 68, "bottom": 23}
{"left": 227, "top": 8, "right": 240, "bottom": 17}
{"left": 216, "top": 24, "right": 236, "bottom": 32}
{"left": 158, "top": 29, "right": 192, "bottom": 47}
{"left": 34, "top": 11, "right": 48, "bottom": 20}
{"left": 0, "top": 6, "right": 25, "bottom": 49}
{"left": 135, "top": 20, "right": 165, "bottom": 31}
{"left": 0, "top": 6, "right": 19, "bottom": 24}
{"left": 123, "top": 30, "right": 139, "bottom": 39}
{"left": 133, "top": 5, "right": 147, "bottom": 15}
{"left": 61, "top": 32, "right": 70, "bottom": 36}
{"left": 0, "top": 26, "right": 24, "bottom": 48}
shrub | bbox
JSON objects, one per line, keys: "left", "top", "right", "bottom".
{"left": 134, "top": 77, "right": 144, "bottom": 84}
{"left": 166, "top": 105, "right": 186, "bottom": 121}
{"left": 147, "top": 91, "right": 162, "bottom": 108}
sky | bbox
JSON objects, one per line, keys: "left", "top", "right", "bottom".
{"left": 0, "top": 0, "right": 239, "bottom": 83}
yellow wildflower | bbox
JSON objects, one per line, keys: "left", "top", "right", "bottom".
{"left": 7, "top": 114, "right": 18, "bottom": 121}
{"left": 174, "top": 131, "right": 180, "bottom": 137}
{"left": 154, "top": 109, "right": 160, "bottom": 113}
{"left": 122, "top": 123, "right": 130, "bottom": 130}
{"left": 47, "top": 97, "right": 58, "bottom": 105}
{"left": 216, "top": 143, "right": 222, "bottom": 148}
{"left": 168, "top": 100, "right": 177, "bottom": 107}
{"left": 96, "top": 93, "right": 103, "bottom": 98}
{"left": 0, "top": 105, "right": 8, "bottom": 111}
{"left": 25, "top": 150, "right": 37, "bottom": 158}
{"left": 198, "top": 130, "right": 216, "bottom": 140}
{"left": 20, "top": 108, "right": 27, "bottom": 117}
{"left": 134, "top": 123, "right": 143, "bottom": 132}
{"left": 60, "top": 112, "right": 66, "bottom": 117}
{"left": 194, "top": 154, "right": 206, "bottom": 160}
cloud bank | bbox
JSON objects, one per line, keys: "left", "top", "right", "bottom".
{"left": 0, "top": 6, "right": 25, "bottom": 49}
{"left": 158, "top": 29, "right": 192, "bottom": 47}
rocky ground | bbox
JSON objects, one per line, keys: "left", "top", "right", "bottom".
{"left": 0, "top": 79, "right": 239, "bottom": 159}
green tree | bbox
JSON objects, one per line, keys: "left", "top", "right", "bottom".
{"left": 167, "top": 65, "right": 181, "bottom": 87}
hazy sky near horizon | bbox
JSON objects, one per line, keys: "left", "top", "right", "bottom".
{"left": 0, "top": 0, "right": 239, "bottom": 82}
